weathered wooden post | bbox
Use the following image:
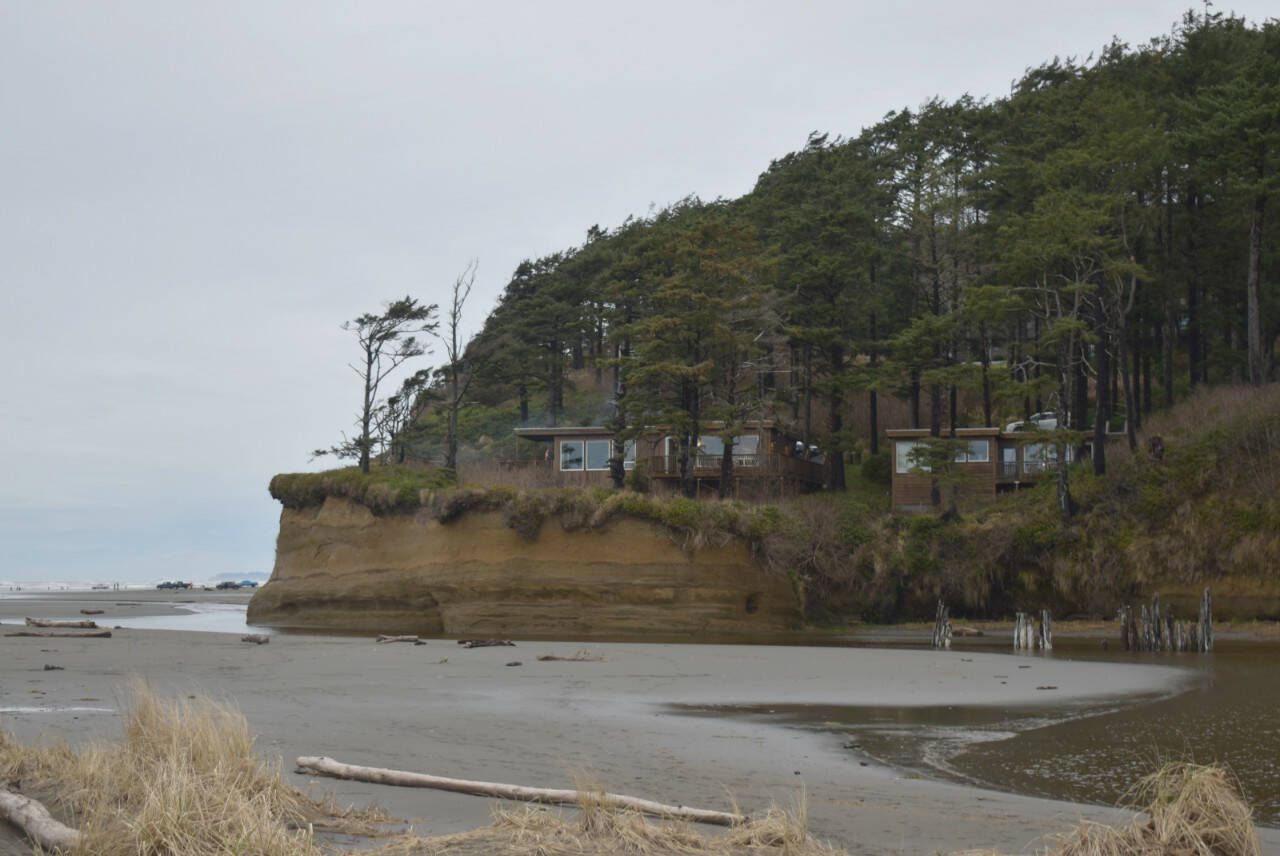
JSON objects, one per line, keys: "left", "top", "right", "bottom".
{"left": 1198, "top": 588, "right": 1213, "bottom": 652}
{"left": 1039, "top": 609, "right": 1053, "bottom": 651}
{"left": 1150, "top": 593, "right": 1163, "bottom": 651}
{"left": 1013, "top": 612, "right": 1025, "bottom": 650}
{"left": 932, "top": 600, "right": 952, "bottom": 649}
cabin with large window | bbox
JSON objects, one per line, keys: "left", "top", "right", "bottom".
{"left": 886, "top": 427, "right": 1071, "bottom": 511}
{"left": 511, "top": 421, "right": 824, "bottom": 495}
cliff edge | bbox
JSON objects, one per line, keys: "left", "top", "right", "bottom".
{"left": 248, "top": 496, "right": 800, "bottom": 637}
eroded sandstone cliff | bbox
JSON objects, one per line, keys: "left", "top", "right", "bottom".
{"left": 248, "top": 497, "right": 800, "bottom": 636}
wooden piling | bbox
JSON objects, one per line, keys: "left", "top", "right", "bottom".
{"left": 931, "top": 600, "right": 952, "bottom": 649}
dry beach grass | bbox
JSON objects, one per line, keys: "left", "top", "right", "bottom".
{"left": 0, "top": 680, "right": 380, "bottom": 856}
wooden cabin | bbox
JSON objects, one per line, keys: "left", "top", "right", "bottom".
{"left": 886, "top": 427, "right": 1071, "bottom": 511}
{"left": 511, "top": 421, "right": 825, "bottom": 495}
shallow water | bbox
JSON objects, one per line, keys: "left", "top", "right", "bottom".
{"left": 0, "top": 601, "right": 266, "bottom": 635}
{"left": 680, "top": 637, "right": 1280, "bottom": 826}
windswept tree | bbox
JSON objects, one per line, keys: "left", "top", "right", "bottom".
{"left": 317, "top": 296, "right": 438, "bottom": 473}
{"left": 431, "top": 261, "right": 479, "bottom": 472}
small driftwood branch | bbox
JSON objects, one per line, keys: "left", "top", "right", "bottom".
{"left": 537, "top": 650, "right": 604, "bottom": 662}
{"left": 294, "top": 756, "right": 745, "bottom": 827}
{"left": 5, "top": 630, "right": 112, "bottom": 639}
{"left": 25, "top": 618, "right": 98, "bottom": 629}
{"left": 376, "top": 635, "right": 419, "bottom": 644}
{"left": 241, "top": 634, "right": 270, "bottom": 644}
{"left": 0, "top": 786, "right": 80, "bottom": 851}
{"left": 458, "top": 639, "right": 514, "bottom": 648}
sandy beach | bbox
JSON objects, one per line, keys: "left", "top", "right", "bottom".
{"left": 2, "top": 592, "right": 1275, "bottom": 855}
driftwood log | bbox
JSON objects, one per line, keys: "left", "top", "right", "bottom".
{"left": 0, "top": 786, "right": 80, "bottom": 851}
{"left": 458, "top": 639, "right": 516, "bottom": 648}
{"left": 5, "top": 630, "right": 112, "bottom": 639}
{"left": 294, "top": 755, "right": 745, "bottom": 826}
{"left": 25, "top": 618, "right": 98, "bottom": 629}
{"left": 376, "top": 635, "right": 419, "bottom": 644}
{"left": 79, "top": 609, "right": 104, "bottom": 615}
{"left": 241, "top": 634, "right": 270, "bottom": 644}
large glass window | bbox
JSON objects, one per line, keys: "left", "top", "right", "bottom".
{"left": 954, "top": 439, "right": 990, "bottom": 463}
{"left": 585, "top": 439, "right": 611, "bottom": 470}
{"left": 699, "top": 436, "right": 725, "bottom": 456}
{"left": 560, "top": 440, "right": 584, "bottom": 471}
{"left": 895, "top": 440, "right": 928, "bottom": 474}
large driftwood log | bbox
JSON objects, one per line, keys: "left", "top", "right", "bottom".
{"left": 295, "top": 755, "right": 745, "bottom": 826}
{"left": 0, "top": 786, "right": 80, "bottom": 851}
{"left": 376, "top": 635, "right": 419, "bottom": 644}
{"left": 4, "top": 630, "right": 112, "bottom": 638}
{"left": 25, "top": 618, "right": 98, "bottom": 629}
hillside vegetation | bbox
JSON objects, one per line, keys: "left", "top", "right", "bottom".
{"left": 371, "top": 9, "right": 1280, "bottom": 502}
{"left": 274, "top": 386, "right": 1280, "bottom": 622}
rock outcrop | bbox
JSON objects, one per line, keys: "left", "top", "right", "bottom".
{"left": 248, "top": 497, "right": 800, "bottom": 637}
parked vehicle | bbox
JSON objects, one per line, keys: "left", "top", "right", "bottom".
{"left": 1004, "top": 411, "right": 1058, "bottom": 432}
{"left": 215, "top": 581, "right": 241, "bottom": 590}
{"left": 238, "top": 580, "right": 259, "bottom": 588}
{"left": 155, "top": 580, "right": 189, "bottom": 590}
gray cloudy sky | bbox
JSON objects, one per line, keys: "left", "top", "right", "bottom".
{"left": 2, "top": 2, "right": 1273, "bottom": 583}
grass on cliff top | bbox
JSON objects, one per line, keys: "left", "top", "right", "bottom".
{"left": 270, "top": 465, "right": 457, "bottom": 513}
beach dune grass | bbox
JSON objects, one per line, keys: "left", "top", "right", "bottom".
{"left": 0, "top": 680, "right": 372, "bottom": 856}
{"left": 1049, "top": 763, "right": 1261, "bottom": 856}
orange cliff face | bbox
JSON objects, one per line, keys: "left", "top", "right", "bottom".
{"left": 247, "top": 497, "right": 802, "bottom": 638}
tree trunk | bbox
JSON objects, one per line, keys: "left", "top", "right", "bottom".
{"left": 1119, "top": 327, "right": 1138, "bottom": 452}
{"left": 979, "top": 324, "right": 992, "bottom": 427}
{"left": 1247, "top": 192, "right": 1267, "bottom": 386}
{"left": 1093, "top": 320, "right": 1110, "bottom": 477}
{"left": 445, "top": 366, "right": 460, "bottom": 471}
{"left": 295, "top": 756, "right": 745, "bottom": 827}
{"left": 518, "top": 383, "right": 529, "bottom": 424}
{"left": 908, "top": 369, "right": 921, "bottom": 429}
{"left": 360, "top": 345, "right": 375, "bottom": 474}
{"left": 828, "top": 345, "right": 846, "bottom": 491}
{"left": 1186, "top": 189, "right": 1204, "bottom": 388}
{"left": 868, "top": 311, "right": 880, "bottom": 454}
{"left": 548, "top": 351, "right": 564, "bottom": 426}
{"left": 718, "top": 436, "right": 734, "bottom": 500}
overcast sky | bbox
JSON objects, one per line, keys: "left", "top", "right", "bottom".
{"left": 2, "top": 2, "right": 1274, "bottom": 583}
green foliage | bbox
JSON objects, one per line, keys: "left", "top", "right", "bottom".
{"left": 859, "top": 452, "right": 891, "bottom": 485}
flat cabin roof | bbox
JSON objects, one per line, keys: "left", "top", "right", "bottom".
{"left": 513, "top": 420, "right": 790, "bottom": 443}
{"left": 513, "top": 426, "right": 614, "bottom": 441}
{"left": 886, "top": 427, "right": 1003, "bottom": 438}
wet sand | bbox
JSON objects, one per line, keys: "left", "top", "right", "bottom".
{"left": 2, "top": 593, "right": 1276, "bottom": 854}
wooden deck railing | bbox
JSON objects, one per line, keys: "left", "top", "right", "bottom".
{"left": 647, "top": 453, "right": 823, "bottom": 484}
{"left": 998, "top": 460, "right": 1059, "bottom": 479}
